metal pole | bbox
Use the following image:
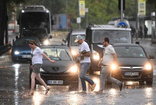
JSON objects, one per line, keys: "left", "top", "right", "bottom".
{"left": 87, "top": 12, "right": 88, "bottom": 25}
{"left": 66, "top": 0, "right": 68, "bottom": 13}
{"left": 120, "top": 0, "right": 123, "bottom": 21}
{"left": 136, "top": 0, "right": 138, "bottom": 40}
{"left": 77, "top": 0, "right": 80, "bottom": 29}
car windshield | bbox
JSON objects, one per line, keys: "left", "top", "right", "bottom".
{"left": 114, "top": 46, "right": 146, "bottom": 58}
{"left": 92, "top": 30, "right": 131, "bottom": 44}
{"left": 42, "top": 48, "right": 72, "bottom": 61}
{"left": 71, "top": 35, "right": 85, "bottom": 46}
{"left": 14, "top": 38, "right": 40, "bottom": 46}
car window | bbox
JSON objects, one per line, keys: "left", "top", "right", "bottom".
{"left": 42, "top": 48, "right": 72, "bottom": 61}
{"left": 15, "top": 39, "right": 27, "bottom": 46}
{"left": 92, "top": 30, "right": 131, "bottom": 44}
{"left": 71, "top": 35, "right": 85, "bottom": 46}
{"left": 114, "top": 46, "right": 146, "bottom": 58}
{"left": 14, "top": 38, "right": 40, "bottom": 46}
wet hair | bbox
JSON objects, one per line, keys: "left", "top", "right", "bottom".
{"left": 28, "top": 40, "right": 39, "bottom": 47}
{"left": 103, "top": 37, "right": 109, "bottom": 43}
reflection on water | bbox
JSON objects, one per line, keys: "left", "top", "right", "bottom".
{"left": 67, "top": 94, "right": 80, "bottom": 104}
{"left": 12, "top": 64, "right": 20, "bottom": 105}
{"left": 92, "top": 77, "right": 100, "bottom": 91}
{"left": 109, "top": 88, "right": 117, "bottom": 95}
{"left": 32, "top": 92, "right": 44, "bottom": 105}
{"left": 145, "top": 87, "right": 152, "bottom": 98}
{"left": 126, "top": 81, "right": 133, "bottom": 85}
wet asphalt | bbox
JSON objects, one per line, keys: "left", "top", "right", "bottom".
{"left": 0, "top": 34, "right": 156, "bottom": 105}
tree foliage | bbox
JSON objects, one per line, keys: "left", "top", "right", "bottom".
{"left": 26, "top": 0, "right": 65, "bottom": 14}
{"left": 7, "top": 0, "right": 156, "bottom": 29}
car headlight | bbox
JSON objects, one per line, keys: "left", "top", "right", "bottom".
{"left": 71, "top": 49, "right": 78, "bottom": 56}
{"left": 14, "top": 51, "right": 20, "bottom": 55}
{"left": 67, "top": 65, "right": 78, "bottom": 73}
{"left": 93, "top": 50, "right": 100, "bottom": 60}
{"left": 43, "top": 40, "right": 50, "bottom": 45}
{"left": 110, "top": 63, "right": 118, "bottom": 71}
{"left": 144, "top": 63, "right": 152, "bottom": 70}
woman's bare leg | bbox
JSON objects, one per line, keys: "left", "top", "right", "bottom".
{"left": 30, "top": 72, "right": 37, "bottom": 93}
{"left": 36, "top": 73, "right": 48, "bottom": 89}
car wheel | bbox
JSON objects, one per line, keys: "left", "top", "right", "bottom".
{"left": 146, "top": 79, "right": 153, "bottom": 86}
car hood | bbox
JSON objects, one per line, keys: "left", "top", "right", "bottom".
{"left": 13, "top": 46, "right": 31, "bottom": 52}
{"left": 117, "top": 58, "right": 149, "bottom": 66}
{"left": 70, "top": 46, "right": 79, "bottom": 51}
{"left": 42, "top": 60, "right": 76, "bottom": 73}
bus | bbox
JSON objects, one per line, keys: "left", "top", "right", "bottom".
{"left": 18, "top": 5, "right": 52, "bottom": 44}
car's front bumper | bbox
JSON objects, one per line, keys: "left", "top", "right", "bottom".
{"left": 40, "top": 72, "right": 79, "bottom": 85}
{"left": 111, "top": 68, "right": 153, "bottom": 81}
{"left": 12, "top": 54, "right": 31, "bottom": 62}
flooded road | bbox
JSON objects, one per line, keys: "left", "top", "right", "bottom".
{"left": 1, "top": 34, "right": 156, "bottom": 105}
{"left": 0, "top": 50, "right": 156, "bottom": 105}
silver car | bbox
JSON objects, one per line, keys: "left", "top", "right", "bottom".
{"left": 62, "top": 30, "right": 86, "bottom": 57}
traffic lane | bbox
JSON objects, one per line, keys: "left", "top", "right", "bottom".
{"left": 0, "top": 51, "right": 156, "bottom": 104}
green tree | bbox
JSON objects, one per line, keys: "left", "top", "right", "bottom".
{"left": 27, "top": 0, "right": 65, "bottom": 14}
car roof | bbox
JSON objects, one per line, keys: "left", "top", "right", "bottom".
{"left": 88, "top": 25, "right": 131, "bottom": 31}
{"left": 71, "top": 30, "right": 86, "bottom": 35}
{"left": 113, "top": 43, "right": 141, "bottom": 47}
{"left": 41, "top": 45, "right": 70, "bottom": 49}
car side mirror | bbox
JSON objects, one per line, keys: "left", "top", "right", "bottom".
{"left": 149, "top": 55, "right": 155, "bottom": 59}
{"left": 62, "top": 39, "right": 66, "bottom": 43}
{"left": 135, "top": 41, "right": 139, "bottom": 44}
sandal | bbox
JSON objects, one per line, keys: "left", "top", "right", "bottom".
{"left": 45, "top": 88, "right": 50, "bottom": 95}
{"left": 28, "top": 91, "right": 34, "bottom": 96}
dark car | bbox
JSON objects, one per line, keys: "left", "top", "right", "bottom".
{"left": 109, "top": 43, "right": 154, "bottom": 85}
{"left": 85, "top": 24, "right": 132, "bottom": 74}
{"left": 29, "top": 45, "right": 79, "bottom": 90}
{"left": 62, "top": 30, "right": 86, "bottom": 56}
{"left": 11, "top": 36, "right": 40, "bottom": 62}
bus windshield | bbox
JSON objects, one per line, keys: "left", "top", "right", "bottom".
{"left": 21, "top": 12, "right": 50, "bottom": 33}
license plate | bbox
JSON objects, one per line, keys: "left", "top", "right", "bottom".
{"left": 47, "top": 80, "right": 63, "bottom": 84}
{"left": 124, "top": 72, "right": 139, "bottom": 76}
{"left": 22, "top": 55, "right": 31, "bottom": 58}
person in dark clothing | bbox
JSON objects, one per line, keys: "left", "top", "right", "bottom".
{"left": 139, "top": 26, "right": 143, "bottom": 39}
{"left": 144, "top": 25, "right": 148, "bottom": 38}
{"left": 130, "top": 25, "right": 136, "bottom": 38}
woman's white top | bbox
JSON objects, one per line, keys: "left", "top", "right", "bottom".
{"left": 31, "top": 47, "right": 43, "bottom": 65}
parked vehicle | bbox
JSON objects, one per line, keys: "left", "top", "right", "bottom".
{"left": 62, "top": 30, "right": 86, "bottom": 56}
{"left": 11, "top": 36, "right": 40, "bottom": 62}
{"left": 8, "top": 28, "right": 14, "bottom": 36}
{"left": 111, "top": 43, "right": 154, "bottom": 85}
{"left": 29, "top": 45, "right": 79, "bottom": 90}
{"left": 85, "top": 24, "right": 132, "bottom": 74}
